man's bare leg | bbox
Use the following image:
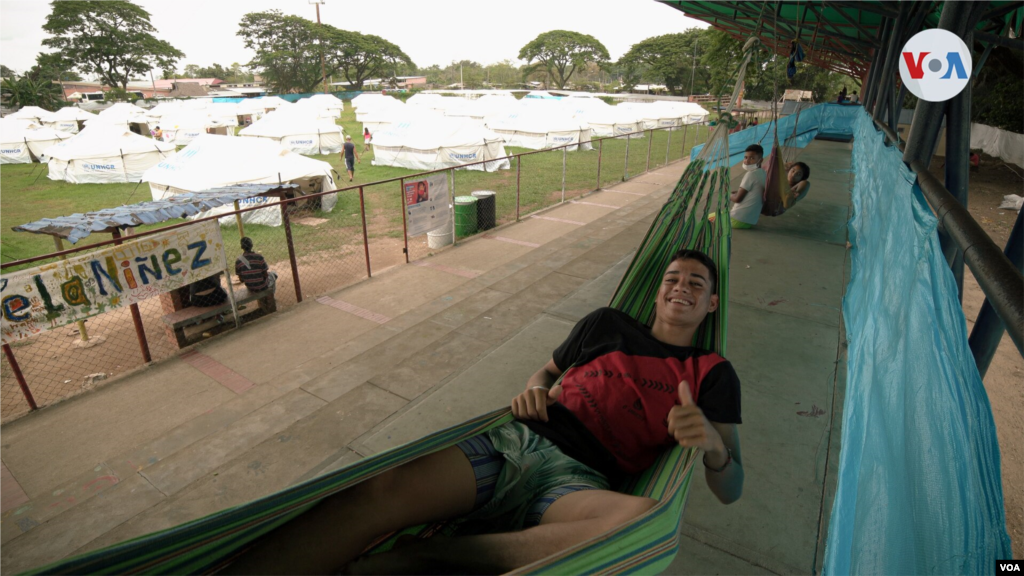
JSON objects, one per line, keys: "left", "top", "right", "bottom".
{"left": 222, "top": 446, "right": 477, "bottom": 575}
{"left": 344, "top": 490, "right": 658, "bottom": 574}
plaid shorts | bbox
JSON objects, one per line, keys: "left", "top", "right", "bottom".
{"left": 455, "top": 421, "right": 610, "bottom": 531}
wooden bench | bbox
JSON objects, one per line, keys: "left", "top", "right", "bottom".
{"left": 161, "top": 286, "right": 276, "bottom": 349}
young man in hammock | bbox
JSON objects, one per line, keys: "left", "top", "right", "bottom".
{"left": 227, "top": 250, "right": 744, "bottom": 575}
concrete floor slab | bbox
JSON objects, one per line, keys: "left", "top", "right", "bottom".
{"left": 665, "top": 532, "right": 774, "bottom": 575}
{"left": 139, "top": 389, "right": 326, "bottom": 496}
{"left": 356, "top": 314, "right": 576, "bottom": 455}
{"left": 326, "top": 264, "right": 466, "bottom": 320}
{"left": 429, "top": 288, "right": 515, "bottom": 329}
{"left": 547, "top": 253, "right": 634, "bottom": 323}
{"left": 78, "top": 383, "right": 405, "bottom": 556}
{"left": 369, "top": 331, "right": 496, "bottom": 400}
{"left": 454, "top": 273, "right": 587, "bottom": 345}
{"left": 0, "top": 474, "right": 164, "bottom": 575}
{"left": 1, "top": 360, "right": 234, "bottom": 499}
{"left": 199, "top": 304, "right": 380, "bottom": 384}
{"left": 741, "top": 200, "right": 850, "bottom": 245}
{"left": 423, "top": 237, "right": 531, "bottom": 274}
{"left": 301, "top": 320, "right": 456, "bottom": 403}
{"left": 681, "top": 302, "right": 842, "bottom": 573}
{"left": 729, "top": 233, "right": 847, "bottom": 326}
{"left": 482, "top": 217, "right": 575, "bottom": 246}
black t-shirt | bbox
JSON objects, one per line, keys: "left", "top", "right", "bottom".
{"left": 343, "top": 142, "right": 355, "bottom": 160}
{"left": 525, "top": 307, "right": 742, "bottom": 477}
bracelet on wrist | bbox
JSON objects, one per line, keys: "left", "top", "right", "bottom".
{"left": 530, "top": 386, "right": 549, "bottom": 391}
{"left": 703, "top": 448, "right": 732, "bottom": 473}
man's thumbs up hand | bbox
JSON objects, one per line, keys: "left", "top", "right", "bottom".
{"left": 667, "top": 380, "right": 721, "bottom": 452}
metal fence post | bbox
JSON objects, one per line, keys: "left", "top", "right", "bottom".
{"left": 515, "top": 156, "right": 521, "bottom": 221}
{"left": 111, "top": 228, "right": 151, "bottom": 363}
{"left": 450, "top": 168, "right": 458, "bottom": 247}
{"left": 358, "top": 186, "right": 371, "bottom": 278}
{"left": 624, "top": 133, "right": 630, "bottom": 180}
{"left": 666, "top": 127, "right": 671, "bottom": 165}
{"left": 681, "top": 124, "right": 689, "bottom": 160}
{"left": 561, "top": 145, "right": 566, "bottom": 202}
{"left": 399, "top": 178, "right": 410, "bottom": 263}
{"left": 646, "top": 129, "right": 653, "bottom": 173}
{"left": 3, "top": 343, "right": 37, "bottom": 410}
{"left": 596, "top": 138, "right": 603, "bottom": 191}
{"left": 279, "top": 198, "right": 303, "bottom": 302}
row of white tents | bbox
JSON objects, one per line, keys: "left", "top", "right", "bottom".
{"left": 351, "top": 93, "right": 707, "bottom": 172}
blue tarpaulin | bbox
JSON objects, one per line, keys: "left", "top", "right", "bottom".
{"left": 12, "top": 184, "right": 297, "bottom": 244}
{"left": 690, "top": 103, "right": 860, "bottom": 167}
{"left": 822, "top": 111, "right": 1011, "bottom": 574}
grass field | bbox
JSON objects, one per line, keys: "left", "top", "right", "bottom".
{"left": 0, "top": 101, "right": 710, "bottom": 270}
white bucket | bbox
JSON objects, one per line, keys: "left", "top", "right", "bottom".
{"left": 427, "top": 227, "right": 454, "bottom": 249}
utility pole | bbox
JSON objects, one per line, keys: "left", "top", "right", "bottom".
{"left": 460, "top": 62, "right": 464, "bottom": 89}
{"left": 689, "top": 38, "right": 698, "bottom": 98}
{"left": 311, "top": 0, "right": 328, "bottom": 93}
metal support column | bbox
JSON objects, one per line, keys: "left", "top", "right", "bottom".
{"left": 280, "top": 199, "right": 303, "bottom": 302}
{"left": 944, "top": 27, "right": 975, "bottom": 300}
{"left": 871, "top": 3, "right": 907, "bottom": 123}
{"left": 862, "top": 20, "right": 891, "bottom": 111}
{"left": 969, "top": 210, "right": 1024, "bottom": 377}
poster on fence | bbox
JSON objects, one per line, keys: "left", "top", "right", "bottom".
{"left": 1, "top": 221, "right": 226, "bottom": 344}
{"left": 404, "top": 173, "right": 451, "bottom": 237}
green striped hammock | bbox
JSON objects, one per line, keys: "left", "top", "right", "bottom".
{"left": 27, "top": 48, "right": 753, "bottom": 575}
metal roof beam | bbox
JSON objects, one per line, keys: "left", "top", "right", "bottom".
{"left": 801, "top": 3, "right": 879, "bottom": 50}
{"left": 982, "top": 3, "right": 1023, "bottom": 23}
{"left": 826, "top": 1, "right": 878, "bottom": 42}
{"left": 827, "top": 1, "right": 899, "bottom": 19}
{"left": 975, "top": 30, "right": 1024, "bottom": 52}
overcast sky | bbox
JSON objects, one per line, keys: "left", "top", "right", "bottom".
{"left": 1, "top": 1, "right": 707, "bottom": 76}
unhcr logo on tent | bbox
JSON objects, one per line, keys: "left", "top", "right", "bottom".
{"left": 899, "top": 28, "right": 972, "bottom": 102}
{"left": 83, "top": 163, "right": 116, "bottom": 171}
{"left": 292, "top": 140, "right": 314, "bottom": 145}
{"left": 1, "top": 148, "right": 23, "bottom": 154}
{"left": 552, "top": 136, "right": 574, "bottom": 142}
{"left": 450, "top": 153, "right": 477, "bottom": 160}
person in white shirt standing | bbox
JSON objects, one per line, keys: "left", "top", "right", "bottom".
{"left": 727, "top": 144, "right": 767, "bottom": 229}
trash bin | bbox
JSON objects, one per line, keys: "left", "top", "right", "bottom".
{"left": 427, "top": 227, "right": 454, "bottom": 249}
{"left": 471, "top": 190, "right": 497, "bottom": 231}
{"left": 454, "top": 195, "right": 478, "bottom": 238}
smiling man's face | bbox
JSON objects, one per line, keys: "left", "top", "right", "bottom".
{"left": 656, "top": 258, "right": 719, "bottom": 329}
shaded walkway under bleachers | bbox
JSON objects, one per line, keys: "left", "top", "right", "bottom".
{"left": 0, "top": 139, "right": 852, "bottom": 574}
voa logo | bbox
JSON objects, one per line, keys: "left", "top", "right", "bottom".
{"left": 899, "top": 29, "right": 972, "bottom": 102}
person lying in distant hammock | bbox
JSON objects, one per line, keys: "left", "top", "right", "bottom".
{"left": 786, "top": 161, "right": 811, "bottom": 207}
{"left": 225, "top": 250, "right": 744, "bottom": 575}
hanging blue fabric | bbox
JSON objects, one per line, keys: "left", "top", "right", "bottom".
{"left": 787, "top": 40, "right": 805, "bottom": 79}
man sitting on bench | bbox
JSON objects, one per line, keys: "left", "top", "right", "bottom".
{"left": 226, "top": 249, "right": 744, "bottom": 575}
{"left": 235, "top": 236, "right": 277, "bottom": 293}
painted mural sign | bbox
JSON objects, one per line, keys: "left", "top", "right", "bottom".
{"left": 1, "top": 221, "right": 226, "bottom": 344}
{"left": 403, "top": 172, "right": 450, "bottom": 237}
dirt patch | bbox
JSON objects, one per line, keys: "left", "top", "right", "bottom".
{"left": 929, "top": 153, "right": 1024, "bottom": 556}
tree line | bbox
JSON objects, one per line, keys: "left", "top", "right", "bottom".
{"left": 2, "top": 1, "right": 852, "bottom": 103}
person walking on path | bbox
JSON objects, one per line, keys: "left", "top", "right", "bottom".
{"left": 342, "top": 135, "right": 360, "bottom": 182}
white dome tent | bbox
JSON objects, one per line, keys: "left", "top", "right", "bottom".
{"left": 485, "top": 107, "right": 593, "bottom": 151}
{"left": 239, "top": 111, "right": 344, "bottom": 155}
{"left": 160, "top": 110, "right": 237, "bottom": 145}
{"left": 46, "top": 124, "right": 176, "bottom": 183}
{"left": 618, "top": 102, "right": 708, "bottom": 129}
{"left": 372, "top": 117, "right": 510, "bottom": 173}
{"left": 43, "top": 107, "right": 98, "bottom": 134}
{"left": 361, "top": 105, "right": 439, "bottom": 136}
{"left": 143, "top": 134, "right": 337, "bottom": 227}
{"left": 295, "top": 94, "right": 344, "bottom": 118}
{"left": 7, "top": 106, "right": 55, "bottom": 124}
{"left": 88, "top": 102, "right": 151, "bottom": 133}
{"left": 1, "top": 118, "right": 72, "bottom": 164}
{"left": 355, "top": 96, "right": 403, "bottom": 123}
{"left": 575, "top": 107, "right": 645, "bottom": 139}
{"left": 351, "top": 93, "right": 391, "bottom": 110}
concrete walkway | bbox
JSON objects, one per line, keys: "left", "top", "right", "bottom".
{"left": 0, "top": 141, "right": 852, "bottom": 575}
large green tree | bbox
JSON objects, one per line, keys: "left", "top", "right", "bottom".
{"left": 518, "top": 30, "right": 610, "bottom": 89}
{"left": 27, "top": 53, "right": 83, "bottom": 83}
{"left": 0, "top": 64, "right": 15, "bottom": 78}
{"left": 327, "top": 29, "right": 414, "bottom": 90}
{"left": 42, "top": 0, "right": 183, "bottom": 90}
{"left": 618, "top": 30, "right": 708, "bottom": 95}
{"left": 238, "top": 10, "right": 325, "bottom": 93}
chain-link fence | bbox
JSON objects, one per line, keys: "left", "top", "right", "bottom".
{"left": 1, "top": 123, "right": 706, "bottom": 423}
